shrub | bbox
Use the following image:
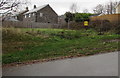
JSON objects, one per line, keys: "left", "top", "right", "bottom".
{"left": 69, "top": 21, "right": 83, "bottom": 30}
{"left": 114, "top": 24, "right": 120, "bottom": 34}
{"left": 90, "top": 20, "right": 112, "bottom": 32}
{"left": 74, "top": 13, "right": 93, "bottom": 22}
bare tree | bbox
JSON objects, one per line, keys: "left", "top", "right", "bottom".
{"left": 83, "top": 9, "right": 89, "bottom": 13}
{"left": 93, "top": 1, "right": 118, "bottom": 14}
{"left": 65, "top": 12, "right": 74, "bottom": 29}
{"left": 0, "top": 0, "right": 29, "bottom": 14}
{"left": 93, "top": 4, "right": 104, "bottom": 14}
{"left": 106, "top": 1, "right": 118, "bottom": 14}
{"left": 70, "top": 3, "right": 78, "bottom": 13}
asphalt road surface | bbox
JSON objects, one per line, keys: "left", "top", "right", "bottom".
{"left": 3, "top": 52, "right": 118, "bottom": 76}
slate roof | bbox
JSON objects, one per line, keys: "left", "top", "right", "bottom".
{"left": 98, "top": 13, "right": 105, "bottom": 16}
{"left": 24, "top": 4, "right": 49, "bottom": 14}
{"left": 4, "top": 17, "right": 19, "bottom": 21}
{"left": 89, "top": 14, "right": 101, "bottom": 17}
{"left": 12, "top": 10, "right": 28, "bottom": 16}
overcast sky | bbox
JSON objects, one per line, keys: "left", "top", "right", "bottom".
{"left": 27, "top": 0, "right": 119, "bottom": 15}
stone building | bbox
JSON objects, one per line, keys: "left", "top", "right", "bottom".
{"left": 58, "top": 15, "right": 66, "bottom": 27}
{"left": 23, "top": 4, "right": 58, "bottom": 24}
{"left": 12, "top": 7, "right": 29, "bottom": 21}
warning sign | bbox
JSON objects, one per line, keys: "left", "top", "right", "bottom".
{"left": 84, "top": 21, "right": 89, "bottom": 26}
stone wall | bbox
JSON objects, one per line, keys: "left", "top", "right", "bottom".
{"left": 2, "top": 21, "right": 59, "bottom": 28}
{"left": 23, "top": 13, "right": 36, "bottom": 22}
{"left": 36, "top": 5, "right": 58, "bottom": 24}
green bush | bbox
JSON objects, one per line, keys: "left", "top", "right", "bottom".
{"left": 74, "top": 13, "right": 93, "bottom": 22}
{"left": 114, "top": 25, "right": 120, "bottom": 34}
{"left": 90, "top": 20, "right": 112, "bottom": 32}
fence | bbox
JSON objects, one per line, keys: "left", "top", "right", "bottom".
{"left": 2, "top": 21, "right": 59, "bottom": 28}
{"left": 90, "top": 14, "right": 120, "bottom": 25}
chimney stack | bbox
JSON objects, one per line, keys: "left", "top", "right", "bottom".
{"left": 26, "top": 7, "right": 29, "bottom": 11}
{"left": 34, "top": 5, "right": 37, "bottom": 9}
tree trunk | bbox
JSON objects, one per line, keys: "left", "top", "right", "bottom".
{"left": 68, "top": 19, "right": 70, "bottom": 29}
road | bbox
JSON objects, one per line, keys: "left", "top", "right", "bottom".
{"left": 3, "top": 52, "right": 118, "bottom": 76}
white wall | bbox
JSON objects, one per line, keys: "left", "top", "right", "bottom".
{"left": 116, "top": 4, "right": 120, "bottom": 14}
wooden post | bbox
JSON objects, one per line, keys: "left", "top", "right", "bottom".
{"left": 68, "top": 19, "right": 70, "bottom": 29}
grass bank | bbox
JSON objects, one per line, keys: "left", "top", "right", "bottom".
{"left": 2, "top": 28, "right": 119, "bottom": 64}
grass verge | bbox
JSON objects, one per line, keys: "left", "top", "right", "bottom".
{"left": 2, "top": 28, "right": 119, "bottom": 64}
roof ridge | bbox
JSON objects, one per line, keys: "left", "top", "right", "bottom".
{"left": 24, "top": 4, "right": 49, "bottom": 14}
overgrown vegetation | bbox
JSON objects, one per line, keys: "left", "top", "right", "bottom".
{"left": 74, "top": 13, "right": 93, "bottom": 22}
{"left": 64, "top": 12, "right": 93, "bottom": 23}
{"left": 89, "top": 20, "right": 120, "bottom": 35}
{"left": 2, "top": 28, "right": 119, "bottom": 64}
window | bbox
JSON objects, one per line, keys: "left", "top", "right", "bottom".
{"left": 33, "top": 13, "right": 35, "bottom": 16}
{"left": 40, "top": 13, "right": 43, "bottom": 17}
{"left": 14, "top": 16, "right": 17, "bottom": 19}
{"left": 29, "top": 14, "right": 31, "bottom": 17}
{"left": 25, "top": 15, "right": 27, "bottom": 18}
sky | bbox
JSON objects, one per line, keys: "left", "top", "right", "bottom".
{"left": 1, "top": 0, "right": 119, "bottom": 15}
{"left": 28, "top": 0, "right": 119, "bottom": 15}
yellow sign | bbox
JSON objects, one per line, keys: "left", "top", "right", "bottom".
{"left": 84, "top": 21, "right": 89, "bottom": 26}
